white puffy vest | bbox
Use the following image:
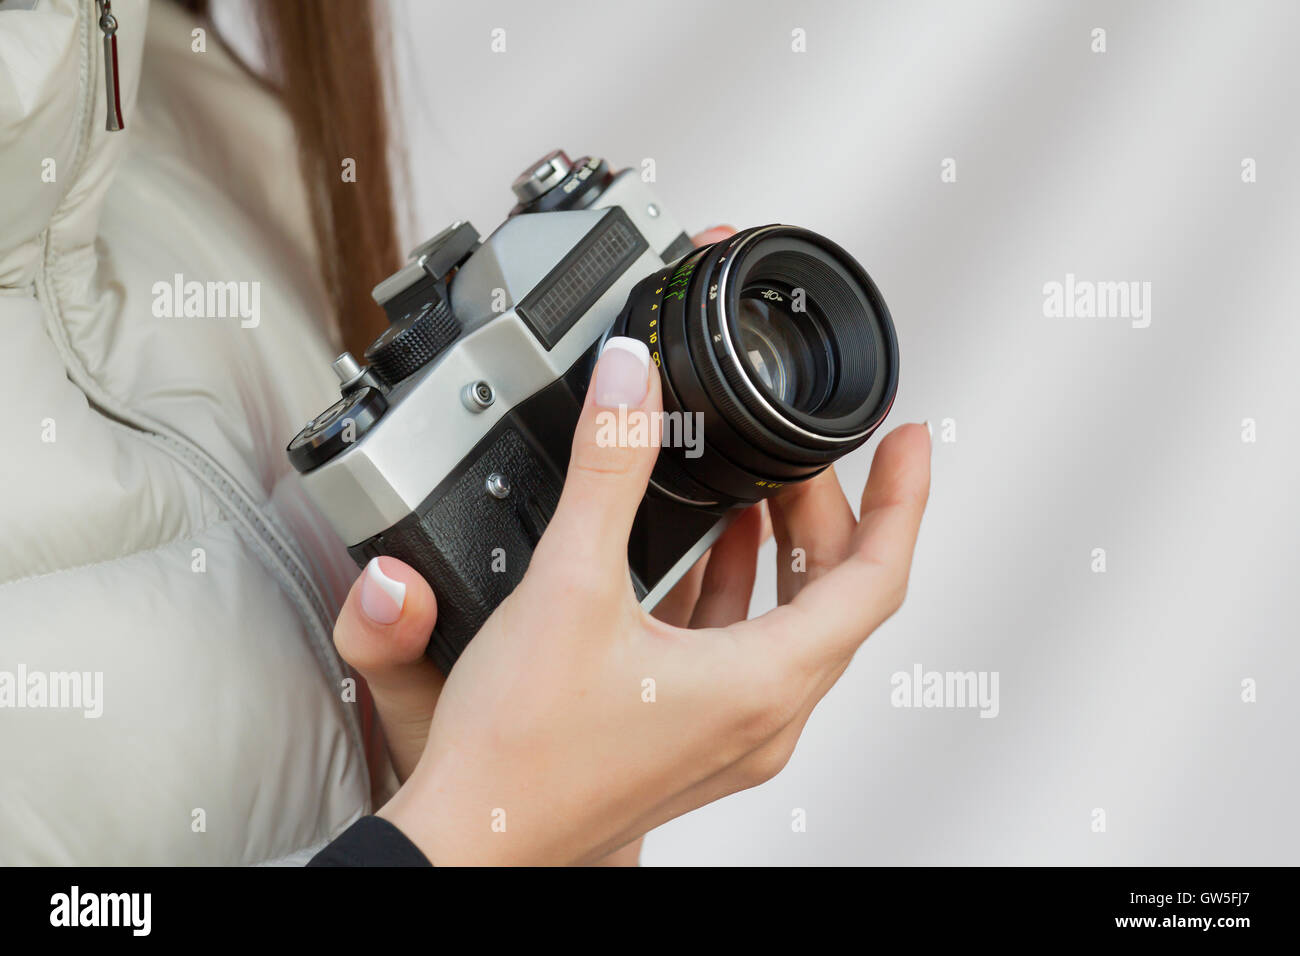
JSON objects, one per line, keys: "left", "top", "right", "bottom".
{"left": 0, "top": 0, "right": 382, "bottom": 864}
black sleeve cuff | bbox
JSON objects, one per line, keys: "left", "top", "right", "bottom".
{"left": 307, "top": 815, "right": 432, "bottom": 867}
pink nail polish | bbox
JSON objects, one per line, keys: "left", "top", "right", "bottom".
{"left": 360, "top": 557, "right": 405, "bottom": 624}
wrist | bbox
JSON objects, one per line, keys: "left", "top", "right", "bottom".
{"left": 377, "top": 752, "right": 527, "bottom": 867}
{"left": 376, "top": 767, "right": 464, "bottom": 866}
{"left": 376, "top": 750, "right": 636, "bottom": 866}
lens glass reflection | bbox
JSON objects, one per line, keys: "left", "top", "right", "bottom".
{"left": 735, "top": 286, "right": 832, "bottom": 413}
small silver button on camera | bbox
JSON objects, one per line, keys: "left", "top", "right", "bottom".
{"left": 462, "top": 380, "right": 495, "bottom": 411}
{"left": 485, "top": 473, "right": 511, "bottom": 499}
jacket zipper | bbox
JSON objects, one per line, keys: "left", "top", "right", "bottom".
{"left": 95, "top": 0, "right": 124, "bottom": 131}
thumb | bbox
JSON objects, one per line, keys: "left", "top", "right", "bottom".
{"left": 541, "top": 335, "right": 662, "bottom": 571}
{"left": 334, "top": 556, "right": 443, "bottom": 782}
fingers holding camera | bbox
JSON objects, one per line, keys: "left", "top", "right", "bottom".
{"left": 691, "top": 225, "right": 736, "bottom": 247}
{"left": 610, "top": 430, "right": 930, "bottom": 849}
{"left": 653, "top": 502, "right": 771, "bottom": 628}
{"left": 851, "top": 422, "right": 932, "bottom": 566}
{"left": 650, "top": 555, "right": 707, "bottom": 627}
{"left": 334, "top": 556, "right": 443, "bottom": 781}
{"left": 540, "top": 336, "right": 663, "bottom": 576}
{"left": 768, "top": 466, "right": 857, "bottom": 604}
{"left": 687, "top": 504, "right": 765, "bottom": 628}
{"left": 375, "top": 428, "right": 925, "bottom": 866}
{"left": 761, "top": 423, "right": 931, "bottom": 671}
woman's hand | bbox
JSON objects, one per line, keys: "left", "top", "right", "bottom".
{"left": 358, "top": 325, "right": 929, "bottom": 865}
{"left": 331, "top": 226, "right": 772, "bottom": 864}
{"left": 332, "top": 228, "right": 757, "bottom": 785}
{"left": 333, "top": 503, "right": 770, "bottom": 864}
{"left": 333, "top": 504, "right": 772, "bottom": 864}
{"left": 333, "top": 499, "right": 772, "bottom": 869}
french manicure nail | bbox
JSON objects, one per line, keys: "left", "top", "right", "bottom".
{"left": 360, "top": 556, "right": 405, "bottom": 624}
{"left": 595, "top": 336, "right": 650, "bottom": 408}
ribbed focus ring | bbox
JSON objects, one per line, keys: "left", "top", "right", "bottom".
{"left": 365, "top": 299, "right": 460, "bottom": 385}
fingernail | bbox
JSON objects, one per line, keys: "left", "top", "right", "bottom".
{"left": 595, "top": 336, "right": 650, "bottom": 408}
{"left": 360, "top": 556, "right": 405, "bottom": 624}
{"left": 924, "top": 420, "right": 932, "bottom": 440}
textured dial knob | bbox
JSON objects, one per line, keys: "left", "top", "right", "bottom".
{"left": 364, "top": 299, "right": 460, "bottom": 386}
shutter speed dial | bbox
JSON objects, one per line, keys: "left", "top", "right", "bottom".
{"left": 512, "top": 149, "right": 572, "bottom": 203}
{"left": 508, "top": 151, "right": 613, "bottom": 215}
{"left": 364, "top": 298, "right": 461, "bottom": 386}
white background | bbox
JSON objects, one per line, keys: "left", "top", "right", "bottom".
{"left": 379, "top": 1, "right": 1299, "bottom": 864}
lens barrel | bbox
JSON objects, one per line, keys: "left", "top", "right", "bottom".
{"left": 612, "top": 225, "right": 898, "bottom": 506}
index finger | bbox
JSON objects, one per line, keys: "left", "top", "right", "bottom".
{"left": 692, "top": 226, "right": 737, "bottom": 246}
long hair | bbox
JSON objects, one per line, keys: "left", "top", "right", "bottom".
{"left": 179, "top": 0, "right": 403, "bottom": 359}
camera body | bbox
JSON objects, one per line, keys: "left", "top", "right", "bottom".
{"left": 289, "top": 150, "right": 897, "bottom": 672}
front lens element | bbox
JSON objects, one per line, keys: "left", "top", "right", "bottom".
{"left": 612, "top": 224, "right": 898, "bottom": 506}
{"left": 735, "top": 284, "right": 833, "bottom": 413}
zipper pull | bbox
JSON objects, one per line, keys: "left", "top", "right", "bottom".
{"left": 96, "top": 0, "right": 124, "bottom": 131}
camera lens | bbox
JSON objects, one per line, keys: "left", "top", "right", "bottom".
{"left": 611, "top": 225, "right": 897, "bottom": 506}
{"left": 734, "top": 283, "right": 833, "bottom": 413}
